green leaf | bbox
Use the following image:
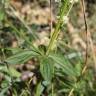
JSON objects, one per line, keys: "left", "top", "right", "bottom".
{"left": 0, "top": 8, "right": 5, "bottom": 21}
{"left": 0, "top": 66, "right": 21, "bottom": 77}
{"left": 6, "top": 47, "right": 23, "bottom": 54}
{"left": 58, "top": 88, "right": 70, "bottom": 93}
{"left": 74, "top": 80, "right": 86, "bottom": 93}
{"left": 6, "top": 50, "right": 39, "bottom": 64}
{"left": 35, "top": 82, "right": 44, "bottom": 96}
{"left": 40, "top": 57, "right": 54, "bottom": 82}
{"left": 0, "top": 87, "right": 9, "bottom": 96}
{"left": 49, "top": 53, "right": 76, "bottom": 77}
{"left": 75, "top": 63, "right": 82, "bottom": 77}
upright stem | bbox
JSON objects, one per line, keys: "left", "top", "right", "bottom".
{"left": 50, "top": 0, "right": 52, "bottom": 34}
{"left": 46, "top": 1, "right": 69, "bottom": 55}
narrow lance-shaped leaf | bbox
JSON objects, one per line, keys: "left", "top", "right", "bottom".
{"left": 0, "top": 87, "right": 9, "bottom": 96}
{"left": 35, "top": 82, "right": 44, "bottom": 96}
{"left": 49, "top": 53, "right": 77, "bottom": 76}
{"left": 40, "top": 57, "right": 54, "bottom": 83}
{"left": 0, "top": 66, "right": 21, "bottom": 77}
{"left": 6, "top": 50, "right": 39, "bottom": 64}
{"left": 0, "top": 2, "right": 5, "bottom": 21}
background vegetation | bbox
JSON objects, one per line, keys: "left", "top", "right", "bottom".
{"left": 0, "top": 0, "right": 96, "bottom": 96}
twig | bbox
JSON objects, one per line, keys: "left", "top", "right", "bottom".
{"left": 81, "top": 0, "right": 88, "bottom": 75}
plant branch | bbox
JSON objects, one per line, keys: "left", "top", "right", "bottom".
{"left": 46, "top": 0, "right": 73, "bottom": 55}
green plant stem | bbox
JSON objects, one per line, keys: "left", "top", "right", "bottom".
{"left": 68, "top": 88, "right": 74, "bottom": 96}
{"left": 52, "top": 83, "right": 54, "bottom": 96}
{"left": 50, "top": 0, "right": 52, "bottom": 34}
{"left": 46, "top": 1, "right": 69, "bottom": 55}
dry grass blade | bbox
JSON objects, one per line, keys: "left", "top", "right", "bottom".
{"left": 81, "top": 0, "right": 89, "bottom": 75}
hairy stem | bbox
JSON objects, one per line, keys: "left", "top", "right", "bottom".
{"left": 46, "top": 1, "right": 69, "bottom": 55}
